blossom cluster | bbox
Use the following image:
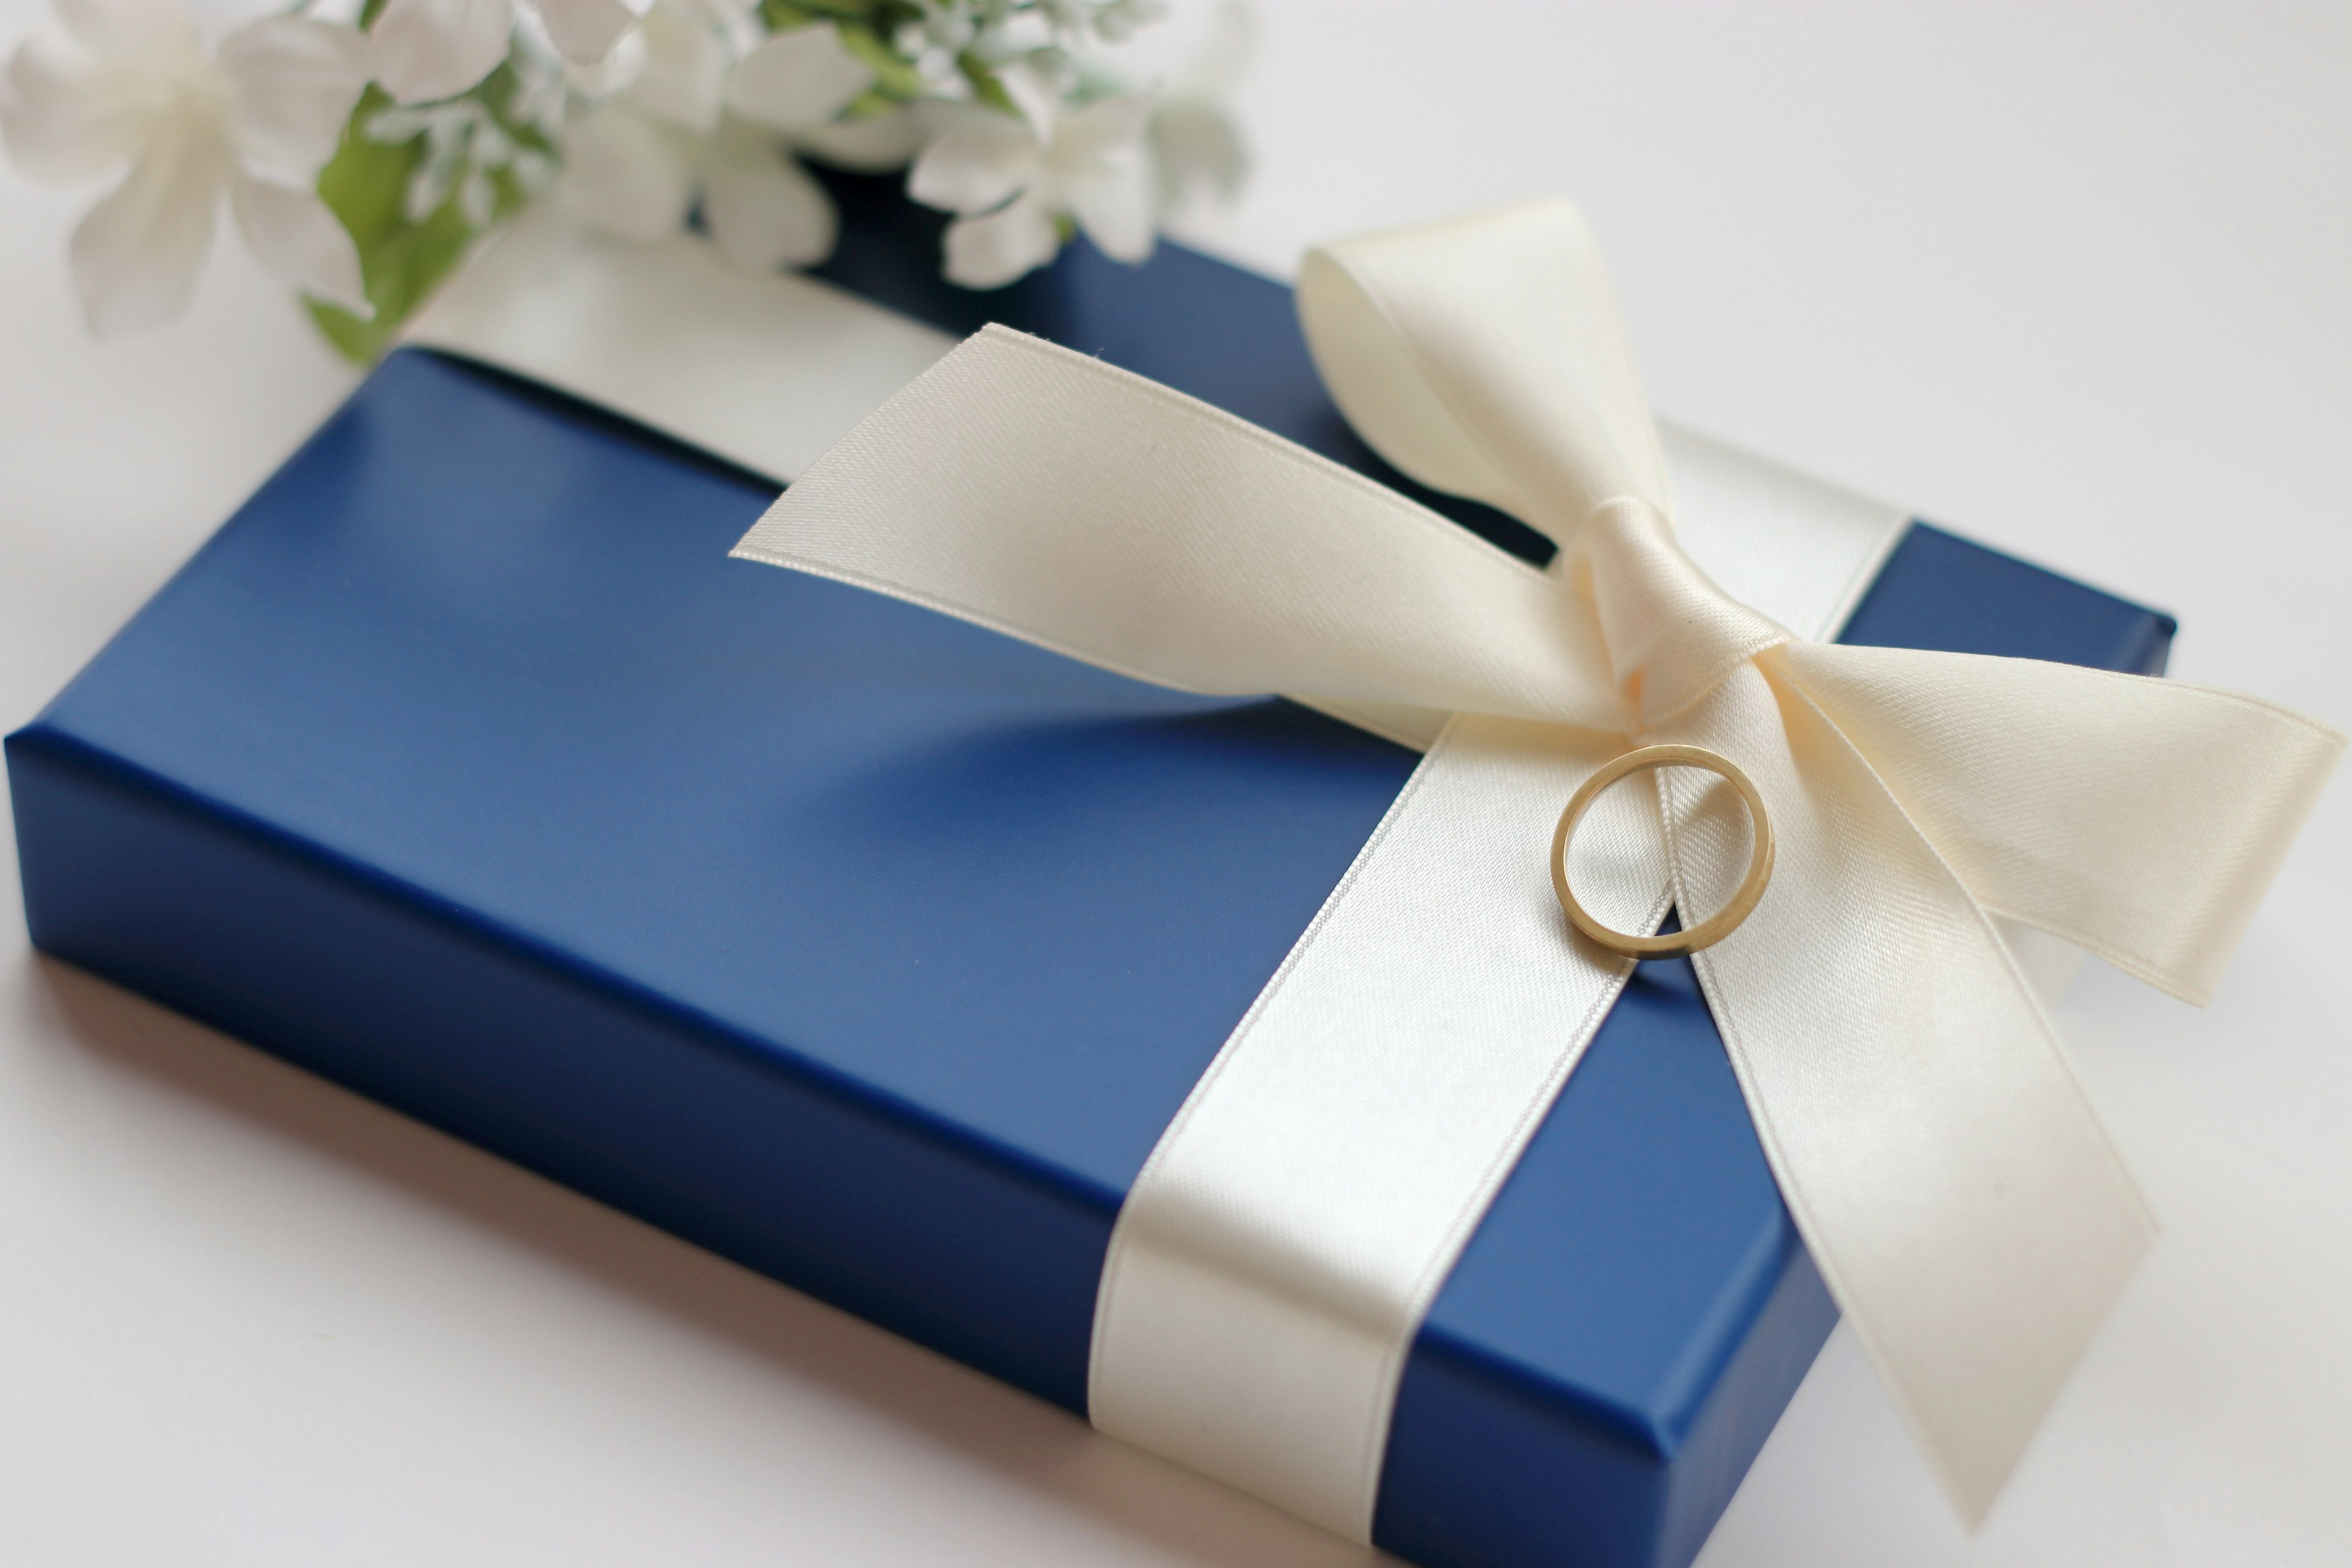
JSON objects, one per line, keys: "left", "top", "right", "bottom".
{"left": 0, "top": 0, "right": 1245, "bottom": 356}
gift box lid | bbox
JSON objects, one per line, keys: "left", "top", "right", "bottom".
{"left": 6, "top": 190, "right": 2174, "bottom": 1568}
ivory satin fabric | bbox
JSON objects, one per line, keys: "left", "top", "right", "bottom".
{"left": 735, "top": 201, "right": 2342, "bottom": 1536}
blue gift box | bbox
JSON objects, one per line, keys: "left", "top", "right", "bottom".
{"left": 6, "top": 181, "right": 2173, "bottom": 1568}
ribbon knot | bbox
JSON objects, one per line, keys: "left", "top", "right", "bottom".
{"left": 1575, "top": 495, "right": 1790, "bottom": 725}
{"left": 736, "top": 198, "right": 2341, "bottom": 1533}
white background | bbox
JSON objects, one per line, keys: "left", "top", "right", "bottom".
{"left": 4, "top": 2, "right": 2349, "bottom": 1564}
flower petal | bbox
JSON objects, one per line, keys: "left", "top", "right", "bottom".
{"left": 990, "top": 58, "right": 1056, "bottom": 142}
{"left": 1089, "top": 0, "right": 1170, "bottom": 45}
{"left": 533, "top": 0, "right": 648, "bottom": 69}
{"left": 665, "top": 0, "right": 755, "bottom": 26}
{"left": 723, "top": 23, "right": 872, "bottom": 131}
{"left": 218, "top": 17, "right": 369, "bottom": 180}
{"left": 1060, "top": 161, "right": 1154, "bottom": 262}
{"left": 1149, "top": 100, "right": 1244, "bottom": 209}
{"left": 906, "top": 113, "right": 1036, "bottom": 215}
{"left": 1046, "top": 92, "right": 1156, "bottom": 262}
{"left": 556, "top": 104, "right": 690, "bottom": 242}
{"left": 788, "top": 107, "right": 916, "bottom": 173}
{"left": 56, "top": 0, "right": 198, "bottom": 62}
{"left": 68, "top": 133, "right": 224, "bottom": 333}
{"left": 702, "top": 144, "right": 834, "bottom": 268}
{"left": 560, "top": 25, "right": 642, "bottom": 97}
{"left": 1, "top": 34, "right": 149, "bottom": 181}
{"left": 626, "top": 4, "right": 725, "bottom": 134}
{"left": 939, "top": 188, "right": 1058, "bottom": 288}
{"left": 228, "top": 170, "right": 370, "bottom": 313}
{"left": 1166, "top": 0, "right": 1253, "bottom": 100}
{"left": 369, "top": 0, "right": 513, "bottom": 104}
{"left": 1051, "top": 89, "right": 1153, "bottom": 162}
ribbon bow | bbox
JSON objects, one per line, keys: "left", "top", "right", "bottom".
{"left": 736, "top": 200, "right": 2340, "bottom": 1529}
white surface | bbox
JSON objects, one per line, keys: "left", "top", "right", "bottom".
{"left": 1, "top": 2, "right": 2346, "bottom": 1564}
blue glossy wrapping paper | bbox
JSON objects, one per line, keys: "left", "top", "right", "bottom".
{"left": 6, "top": 181, "right": 2174, "bottom": 1568}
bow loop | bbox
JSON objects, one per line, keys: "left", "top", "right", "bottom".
{"left": 1299, "top": 198, "right": 1673, "bottom": 543}
{"left": 1299, "top": 202, "right": 1792, "bottom": 728}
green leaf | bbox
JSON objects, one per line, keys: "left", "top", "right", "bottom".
{"left": 863, "top": 1, "right": 925, "bottom": 33}
{"left": 834, "top": 20, "right": 928, "bottom": 101}
{"left": 761, "top": 0, "right": 907, "bottom": 36}
{"left": 840, "top": 85, "right": 902, "bottom": 120}
{"left": 304, "top": 79, "right": 546, "bottom": 363}
{"left": 956, "top": 52, "right": 1019, "bottom": 116}
{"left": 304, "top": 90, "right": 458, "bottom": 361}
{"left": 755, "top": 2, "right": 935, "bottom": 104}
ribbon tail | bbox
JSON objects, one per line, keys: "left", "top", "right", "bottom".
{"left": 1768, "top": 641, "right": 2344, "bottom": 1003}
{"left": 733, "top": 324, "right": 1629, "bottom": 732}
{"left": 1657, "top": 663, "right": 2155, "bottom": 1523}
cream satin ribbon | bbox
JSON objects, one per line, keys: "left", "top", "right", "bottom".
{"left": 733, "top": 199, "right": 2342, "bottom": 1536}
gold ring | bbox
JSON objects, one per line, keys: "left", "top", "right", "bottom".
{"left": 1550, "top": 744, "right": 1775, "bottom": 961}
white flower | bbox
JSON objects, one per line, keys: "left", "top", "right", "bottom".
{"left": 908, "top": 67, "right": 1155, "bottom": 289}
{"left": 560, "top": 110, "right": 827, "bottom": 267}
{"left": 0, "top": 0, "right": 371, "bottom": 334}
{"left": 1147, "top": 0, "right": 1247, "bottom": 217}
{"left": 369, "top": 0, "right": 662, "bottom": 106}
{"left": 1047, "top": 0, "right": 1167, "bottom": 45}
{"left": 1147, "top": 95, "right": 1240, "bottom": 214}
{"left": 366, "top": 91, "right": 555, "bottom": 229}
{"left": 723, "top": 20, "right": 878, "bottom": 137}
{"left": 559, "top": 18, "right": 904, "bottom": 270}
{"left": 888, "top": 1, "right": 992, "bottom": 92}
